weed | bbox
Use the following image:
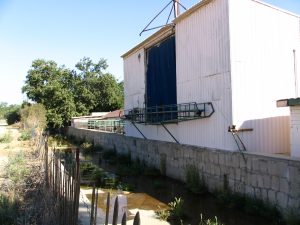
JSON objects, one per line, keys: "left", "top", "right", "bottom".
{"left": 185, "top": 164, "right": 207, "bottom": 194}
{"left": 215, "top": 190, "right": 281, "bottom": 223}
{"left": 285, "top": 208, "right": 300, "bottom": 225}
{"left": 117, "top": 153, "right": 131, "bottom": 166}
{"left": 168, "top": 197, "right": 184, "bottom": 220}
{"left": 160, "top": 154, "right": 167, "bottom": 176}
{"left": 116, "top": 182, "right": 134, "bottom": 192}
{"left": 102, "top": 149, "right": 117, "bottom": 165}
{"left": 6, "top": 152, "right": 29, "bottom": 184}
{"left": 48, "top": 135, "right": 70, "bottom": 147}
{"left": 0, "top": 131, "right": 12, "bottom": 143}
{"left": 155, "top": 206, "right": 170, "bottom": 221}
{"left": 0, "top": 194, "right": 19, "bottom": 225}
{"left": 80, "top": 141, "right": 93, "bottom": 152}
{"left": 91, "top": 168, "right": 105, "bottom": 186}
{"left": 199, "top": 214, "right": 224, "bottom": 225}
{"left": 18, "top": 130, "right": 31, "bottom": 141}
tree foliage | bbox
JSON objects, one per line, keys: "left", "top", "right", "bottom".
{"left": 20, "top": 103, "right": 47, "bottom": 132}
{"left": 0, "top": 102, "right": 21, "bottom": 125}
{"left": 22, "top": 57, "right": 123, "bottom": 130}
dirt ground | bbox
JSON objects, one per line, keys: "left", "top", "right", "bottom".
{"left": 0, "top": 125, "right": 32, "bottom": 176}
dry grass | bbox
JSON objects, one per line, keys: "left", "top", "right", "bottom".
{"left": 0, "top": 125, "right": 59, "bottom": 225}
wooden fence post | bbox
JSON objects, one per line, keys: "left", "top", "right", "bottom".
{"left": 112, "top": 196, "right": 119, "bottom": 225}
{"left": 133, "top": 211, "right": 140, "bottom": 225}
{"left": 105, "top": 192, "right": 110, "bottom": 225}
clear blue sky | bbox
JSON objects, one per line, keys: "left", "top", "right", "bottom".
{"left": 0, "top": 0, "right": 300, "bottom": 105}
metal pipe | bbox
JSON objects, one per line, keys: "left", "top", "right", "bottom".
{"left": 174, "top": 0, "right": 180, "bottom": 17}
{"left": 293, "top": 49, "right": 298, "bottom": 98}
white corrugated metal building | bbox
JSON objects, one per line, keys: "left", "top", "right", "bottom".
{"left": 122, "top": 0, "right": 300, "bottom": 155}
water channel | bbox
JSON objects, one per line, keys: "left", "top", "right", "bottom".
{"left": 78, "top": 149, "right": 279, "bottom": 225}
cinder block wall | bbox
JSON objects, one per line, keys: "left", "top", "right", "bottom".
{"left": 67, "top": 127, "right": 300, "bottom": 212}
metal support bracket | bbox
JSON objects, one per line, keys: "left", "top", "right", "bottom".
{"left": 131, "top": 122, "right": 147, "bottom": 139}
{"left": 161, "top": 123, "right": 180, "bottom": 144}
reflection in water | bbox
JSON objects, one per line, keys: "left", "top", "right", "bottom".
{"left": 86, "top": 189, "right": 169, "bottom": 224}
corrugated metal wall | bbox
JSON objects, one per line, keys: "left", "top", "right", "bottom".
{"left": 229, "top": 0, "right": 300, "bottom": 153}
{"left": 123, "top": 0, "right": 300, "bottom": 154}
{"left": 175, "top": 0, "right": 235, "bottom": 150}
{"left": 290, "top": 106, "right": 300, "bottom": 157}
{"left": 124, "top": 49, "right": 145, "bottom": 111}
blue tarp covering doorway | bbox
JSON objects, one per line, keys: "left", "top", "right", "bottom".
{"left": 146, "top": 35, "right": 177, "bottom": 122}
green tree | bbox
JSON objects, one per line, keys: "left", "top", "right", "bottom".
{"left": 0, "top": 102, "right": 21, "bottom": 125}
{"left": 22, "top": 59, "right": 76, "bottom": 130}
{"left": 74, "top": 57, "right": 124, "bottom": 112}
{"left": 22, "top": 57, "right": 124, "bottom": 131}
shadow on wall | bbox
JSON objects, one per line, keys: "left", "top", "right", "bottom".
{"left": 237, "top": 116, "right": 290, "bottom": 155}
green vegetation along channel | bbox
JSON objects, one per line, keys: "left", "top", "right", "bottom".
{"left": 78, "top": 147, "right": 286, "bottom": 225}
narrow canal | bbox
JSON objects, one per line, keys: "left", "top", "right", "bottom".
{"left": 79, "top": 150, "right": 279, "bottom": 225}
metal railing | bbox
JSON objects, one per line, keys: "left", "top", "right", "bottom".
{"left": 73, "top": 119, "right": 125, "bottom": 134}
{"left": 124, "top": 102, "right": 214, "bottom": 124}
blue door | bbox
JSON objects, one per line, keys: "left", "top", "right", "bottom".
{"left": 146, "top": 35, "right": 177, "bottom": 123}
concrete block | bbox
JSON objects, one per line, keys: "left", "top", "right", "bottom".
{"left": 271, "top": 176, "right": 280, "bottom": 191}
{"left": 235, "top": 168, "right": 241, "bottom": 181}
{"left": 254, "top": 188, "right": 262, "bottom": 198}
{"left": 289, "top": 182, "right": 300, "bottom": 198}
{"left": 267, "top": 190, "right": 276, "bottom": 203}
{"left": 287, "top": 197, "right": 300, "bottom": 208}
{"left": 251, "top": 173, "right": 258, "bottom": 187}
{"left": 276, "top": 192, "right": 288, "bottom": 208}
{"left": 219, "top": 153, "right": 225, "bottom": 165}
{"left": 263, "top": 175, "right": 271, "bottom": 189}
{"left": 257, "top": 175, "right": 264, "bottom": 188}
{"left": 245, "top": 185, "right": 255, "bottom": 197}
{"left": 279, "top": 178, "right": 289, "bottom": 193}
{"left": 252, "top": 158, "right": 259, "bottom": 172}
{"left": 261, "top": 188, "right": 268, "bottom": 201}
{"left": 246, "top": 158, "right": 252, "bottom": 170}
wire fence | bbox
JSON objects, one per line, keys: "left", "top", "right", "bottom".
{"left": 44, "top": 138, "right": 80, "bottom": 225}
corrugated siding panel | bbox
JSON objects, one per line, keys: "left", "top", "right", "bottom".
{"left": 290, "top": 106, "right": 300, "bottom": 157}
{"left": 229, "top": 0, "right": 299, "bottom": 153}
{"left": 124, "top": 50, "right": 146, "bottom": 138}
{"left": 124, "top": 50, "right": 145, "bottom": 111}
{"left": 176, "top": 0, "right": 234, "bottom": 150}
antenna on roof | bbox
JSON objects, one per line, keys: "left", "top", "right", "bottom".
{"left": 139, "top": 0, "right": 187, "bottom": 36}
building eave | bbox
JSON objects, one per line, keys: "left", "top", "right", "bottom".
{"left": 121, "top": 25, "right": 175, "bottom": 59}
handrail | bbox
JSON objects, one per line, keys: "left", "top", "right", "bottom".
{"left": 124, "top": 102, "right": 214, "bottom": 124}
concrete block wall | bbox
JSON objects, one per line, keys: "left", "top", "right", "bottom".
{"left": 67, "top": 127, "right": 300, "bottom": 212}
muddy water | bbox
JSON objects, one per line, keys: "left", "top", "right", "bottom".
{"left": 82, "top": 152, "right": 274, "bottom": 225}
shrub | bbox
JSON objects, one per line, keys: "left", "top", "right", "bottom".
{"left": 185, "top": 164, "right": 207, "bottom": 194}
